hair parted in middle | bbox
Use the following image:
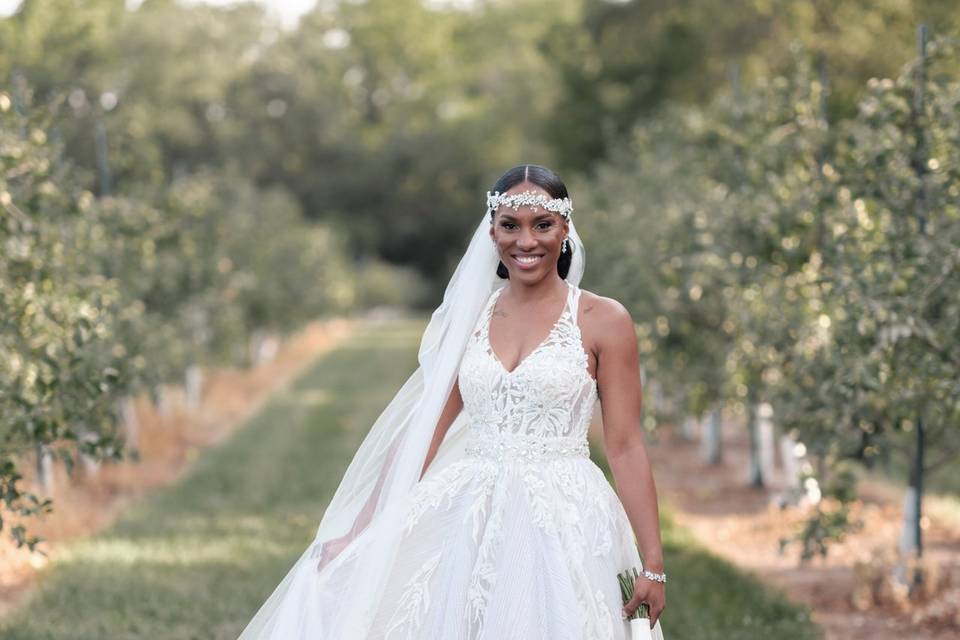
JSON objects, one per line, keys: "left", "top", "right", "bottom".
{"left": 488, "top": 164, "right": 573, "bottom": 280}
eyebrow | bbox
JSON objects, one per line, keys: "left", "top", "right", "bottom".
{"left": 497, "top": 212, "right": 555, "bottom": 221}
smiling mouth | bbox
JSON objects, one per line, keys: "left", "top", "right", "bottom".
{"left": 512, "top": 254, "right": 544, "bottom": 266}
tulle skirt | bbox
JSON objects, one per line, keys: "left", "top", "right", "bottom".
{"left": 238, "top": 454, "right": 666, "bottom": 640}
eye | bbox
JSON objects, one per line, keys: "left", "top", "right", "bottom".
{"left": 500, "top": 221, "right": 516, "bottom": 230}
{"left": 537, "top": 221, "right": 553, "bottom": 231}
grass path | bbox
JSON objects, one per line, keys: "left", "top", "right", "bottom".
{"left": 0, "top": 319, "right": 821, "bottom": 639}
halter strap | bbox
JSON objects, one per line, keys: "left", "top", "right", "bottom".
{"left": 569, "top": 282, "right": 583, "bottom": 329}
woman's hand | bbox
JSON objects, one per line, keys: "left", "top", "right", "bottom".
{"left": 315, "top": 533, "right": 353, "bottom": 572}
{"left": 623, "top": 574, "right": 665, "bottom": 629}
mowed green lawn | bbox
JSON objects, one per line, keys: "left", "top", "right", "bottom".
{"left": 0, "top": 319, "right": 821, "bottom": 639}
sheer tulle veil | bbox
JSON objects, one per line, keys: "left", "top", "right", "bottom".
{"left": 238, "top": 207, "right": 587, "bottom": 638}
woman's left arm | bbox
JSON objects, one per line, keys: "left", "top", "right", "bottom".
{"left": 592, "top": 297, "right": 666, "bottom": 625}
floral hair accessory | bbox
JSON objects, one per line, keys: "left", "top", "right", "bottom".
{"left": 486, "top": 189, "right": 573, "bottom": 221}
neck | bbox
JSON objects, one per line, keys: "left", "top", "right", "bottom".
{"left": 504, "top": 275, "right": 568, "bottom": 304}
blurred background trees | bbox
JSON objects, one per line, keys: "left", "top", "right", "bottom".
{"left": 0, "top": 0, "right": 958, "bottom": 596}
{"left": 575, "top": 24, "right": 958, "bottom": 596}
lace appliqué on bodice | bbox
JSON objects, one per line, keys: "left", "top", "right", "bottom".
{"left": 458, "top": 280, "right": 598, "bottom": 441}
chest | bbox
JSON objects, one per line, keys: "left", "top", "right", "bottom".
{"left": 459, "top": 315, "right": 595, "bottom": 400}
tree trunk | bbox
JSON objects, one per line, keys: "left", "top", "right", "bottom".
{"left": 34, "top": 442, "right": 55, "bottom": 493}
{"left": 117, "top": 395, "right": 140, "bottom": 451}
{"left": 748, "top": 402, "right": 776, "bottom": 487}
{"left": 701, "top": 407, "right": 722, "bottom": 465}
{"left": 249, "top": 330, "right": 280, "bottom": 365}
{"left": 79, "top": 432, "right": 102, "bottom": 478}
{"left": 779, "top": 431, "right": 804, "bottom": 491}
{"left": 897, "top": 415, "right": 926, "bottom": 593}
{"left": 680, "top": 414, "right": 699, "bottom": 441}
{"left": 184, "top": 364, "right": 204, "bottom": 409}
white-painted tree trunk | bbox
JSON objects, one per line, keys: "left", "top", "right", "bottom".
{"left": 34, "top": 442, "right": 55, "bottom": 492}
{"left": 748, "top": 403, "right": 776, "bottom": 486}
{"left": 79, "top": 431, "right": 101, "bottom": 477}
{"left": 894, "top": 485, "right": 921, "bottom": 589}
{"left": 249, "top": 330, "right": 280, "bottom": 365}
{"left": 116, "top": 395, "right": 139, "bottom": 451}
{"left": 772, "top": 430, "right": 810, "bottom": 507}
{"left": 759, "top": 405, "right": 776, "bottom": 482}
{"left": 680, "top": 414, "right": 699, "bottom": 441}
{"left": 701, "top": 407, "right": 722, "bottom": 464}
{"left": 898, "top": 486, "right": 919, "bottom": 557}
{"left": 779, "top": 431, "right": 805, "bottom": 490}
{"left": 184, "top": 364, "right": 204, "bottom": 409}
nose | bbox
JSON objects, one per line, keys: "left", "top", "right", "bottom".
{"left": 515, "top": 227, "right": 538, "bottom": 249}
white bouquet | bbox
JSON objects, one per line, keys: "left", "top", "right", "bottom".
{"left": 617, "top": 567, "right": 652, "bottom": 640}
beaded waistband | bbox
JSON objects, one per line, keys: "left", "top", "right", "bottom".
{"left": 464, "top": 429, "right": 590, "bottom": 463}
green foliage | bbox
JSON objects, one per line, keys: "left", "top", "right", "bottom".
{"left": 1, "top": 93, "right": 131, "bottom": 551}
{"left": 543, "top": 0, "right": 960, "bottom": 172}
{"left": 576, "top": 35, "right": 960, "bottom": 558}
{"left": 1, "top": 0, "right": 579, "bottom": 295}
{"left": 0, "top": 88, "right": 359, "bottom": 549}
{"left": 819, "top": 37, "right": 960, "bottom": 467}
{"left": 3, "top": 0, "right": 955, "bottom": 293}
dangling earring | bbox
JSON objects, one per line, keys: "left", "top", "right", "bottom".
{"left": 561, "top": 237, "right": 569, "bottom": 254}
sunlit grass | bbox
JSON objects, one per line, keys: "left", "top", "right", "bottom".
{"left": 0, "top": 320, "right": 424, "bottom": 640}
{"left": 0, "top": 317, "right": 820, "bottom": 639}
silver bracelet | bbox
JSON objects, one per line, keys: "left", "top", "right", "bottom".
{"left": 643, "top": 569, "right": 667, "bottom": 583}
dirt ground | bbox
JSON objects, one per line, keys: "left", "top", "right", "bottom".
{"left": 0, "top": 317, "right": 355, "bottom": 619}
{"left": 646, "top": 415, "right": 960, "bottom": 640}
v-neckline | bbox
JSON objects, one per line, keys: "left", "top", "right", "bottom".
{"left": 485, "top": 282, "right": 573, "bottom": 376}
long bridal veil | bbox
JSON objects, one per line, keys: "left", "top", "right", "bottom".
{"left": 237, "top": 211, "right": 587, "bottom": 638}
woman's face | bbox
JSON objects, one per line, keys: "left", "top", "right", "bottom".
{"left": 489, "top": 182, "right": 569, "bottom": 282}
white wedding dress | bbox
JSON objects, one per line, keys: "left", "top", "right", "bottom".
{"left": 239, "top": 280, "right": 666, "bottom": 640}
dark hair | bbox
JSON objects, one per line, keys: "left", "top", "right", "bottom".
{"left": 489, "top": 164, "right": 573, "bottom": 279}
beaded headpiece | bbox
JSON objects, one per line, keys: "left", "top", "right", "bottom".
{"left": 486, "top": 189, "right": 574, "bottom": 221}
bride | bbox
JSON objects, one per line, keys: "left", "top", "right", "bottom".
{"left": 237, "top": 164, "right": 667, "bottom": 639}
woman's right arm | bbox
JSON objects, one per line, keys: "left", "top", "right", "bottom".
{"left": 419, "top": 379, "right": 463, "bottom": 480}
{"left": 316, "top": 379, "right": 463, "bottom": 570}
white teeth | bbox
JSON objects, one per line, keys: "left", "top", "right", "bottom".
{"left": 514, "top": 255, "right": 542, "bottom": 264}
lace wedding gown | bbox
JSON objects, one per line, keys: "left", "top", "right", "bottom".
{"left": 239, "top": 280, "right": 666, "bottom": 640}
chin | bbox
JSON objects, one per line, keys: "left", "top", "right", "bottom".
{"left": 511, "top": 266, "right": 551, "bottom": 280}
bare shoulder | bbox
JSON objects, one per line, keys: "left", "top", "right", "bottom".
{"left": 576, "top": 288, "right": 637, "bottom": 349}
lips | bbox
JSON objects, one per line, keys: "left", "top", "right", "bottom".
{"left": 512, "top": 254, "right": 544, "bottom": 268}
